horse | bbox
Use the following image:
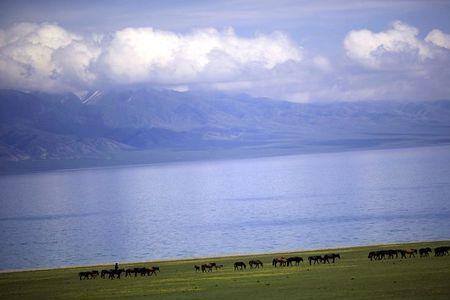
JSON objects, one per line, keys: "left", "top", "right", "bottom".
{"left": 249, "top": 259, "right": 263, "bottom": 268}
{"left": 308, "top": 256, "right": 322, "bottom": 265}
{"left": 78, "top": 271, "right": 92, "bottom": 280}
{"left": 385, "top": 250, "right": 397, "bottom": 259}
{"left": 286, "top": 256, "right": 303, "bottom": 266}
{"left": 419, "top": 247, "right": 432, "bottom": 257}
{"left": 201, "top": 264, "right": 214, "bottom": 272}
{"left": 323, "top": 253, "right": 340, "bottom": 264}
{"left": 435, "top": 246, "right": 450, "bottom": 256}
{"left": 149, "top": 267, "right": 158, "bottom": 276}
{"left": 100, "top": 269, "right": 111, "bottom": 279}
{"left": 125, "top": 268, "right": 138, "bottom": 277}
{"left": 396, "top": 249, "right": 407, "bottom": 259}
{"left": 194, "top": 265, "right": 200, "bottom": 272}
{"left": 139, "top": 267, "right": 157, "bottom": 276}
{"left": 210, "top": 263, "right": 224, "bottom": 270}
{"left": 90, "top": 270, "right": 99, "bottom": 279}
{"left": 272, "top": 257, "right": 286, "bottom": 267}
{"left": 152, "top": 266, "right": 160, "bottom": 272}
{"left": 405, "top": 249, "right": 417, "bottom": 258}
{"left": 109, "top": 268, "right": 125, "bottom": 279}
{"left": 368, "top": 251, "right": 385, "bottom": 261}
{"left": 234, "top": 261, "right": 246, "bottom": 270}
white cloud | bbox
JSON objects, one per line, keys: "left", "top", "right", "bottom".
{"left": 343, "top": 21, "right": 432, "bottom": 69}
{"left": 101, "top": 27, "right": 302, "bottom": 84}
{"left": 0, "top": 23, "right": 302, "bottom": 92}
{"left": 425, "top": 29, "right": 450, "bottom": 50}
{"left": 0, "top": 22, "right": 100, "bottom": 92}
{"left": 0, "top": 21, "right": 449, "bottom": 102}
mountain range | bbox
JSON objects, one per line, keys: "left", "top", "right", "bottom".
{"left": 1, "top": 88, "right": 450, "bottom": 172}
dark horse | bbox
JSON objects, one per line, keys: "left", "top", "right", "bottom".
{"left": 249, "top": 259, "right": 263, "bottom": 268}
{"left": 286, "top": 256, "right": 303, "bottom": 266}
{"left": 152, "top": 266, "right": 160, "bottom": 272}
{"left": 125, "top": 268, "right": 140, "bottom": 277}
{"left": 272, "top": 257, "right": 286, "bottom": 267}
{"left": 234, "top": 261, "right": 246, "bottom": 270}
{"left": 79, "top": 271, "right": 94, "bottom": 280}
{"left": 201, "top": 264, "right": 214, "bottom": 272}
{"left": 109, "top": 268, "right": 125, "bottom": 279}
{"left": 100, "top": 269, "right": 111, "bottom": 278}
{"left": 194, "top": 265, "right": 201, "bottom": 272}
{"left": 323, "top": 253, "right": 340, "bottom": 263}
{"left": 435, "top": 246, "right": 450, "bottom": 256}
{"left": 419, "top": 247, "right": 432, "bottom": 257}
{"left": 308, "top": 255, "right": 322, "bottom": 265}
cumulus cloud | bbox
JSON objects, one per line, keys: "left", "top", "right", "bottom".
{"left": 101, "top": 27, "right": 302, "bottom": 84}
{"left": 343, "top": 21, "right": 434, "bottom": 69}
{"left": 0, "top": 21, "right": 449, "bottom": 102}
{"left": 425, "top": 29, "right": 450, "bottom": 50}
{"left": 0, "top": 22, "right": 100, "bottom": 92}
{"left": 0, "top": 22, "right": 302, "bottom": 92}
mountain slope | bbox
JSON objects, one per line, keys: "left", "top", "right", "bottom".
{"left": 1, "top": 88, "right": 450, "bottom": 165}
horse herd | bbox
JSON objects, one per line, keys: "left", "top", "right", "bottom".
{"left": 194, "top": 253, "right": 341, "bottom": 273}
{"left": 78, "top": 266, "right": 160, "bottom": 280}
{"left": 78, "top": 245, "right": 449, "bottom": 279}
{"left": 368, "top": 246, "right": 449, "bottom": 261}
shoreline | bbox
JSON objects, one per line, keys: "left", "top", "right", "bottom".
{"left": 1, "top": 142, "right": 449, "bottom": 177}
{"left": 1, "top": 239, "right": 448, "bottom": 274}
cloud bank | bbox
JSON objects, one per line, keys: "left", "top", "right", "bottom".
{"left": 0, "top": 21, "right": 449, "bottom": 101}
{"left": 0, "top": 23, "right": 301, "bottom": 93}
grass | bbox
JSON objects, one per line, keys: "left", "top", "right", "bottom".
{"left": 0, "top": 240, "right": 449, "bottom": 300}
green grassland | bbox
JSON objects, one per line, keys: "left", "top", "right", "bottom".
{"left": 1, "top": 241, "right": 449, "bottom": 300}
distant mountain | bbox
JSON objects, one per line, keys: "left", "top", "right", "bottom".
{"left": 1, "top": 88, "right": 450, "bottom": 170}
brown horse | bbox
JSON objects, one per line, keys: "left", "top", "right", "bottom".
{"left": 405, "top": 249, "right": 417, "bottom": 258}
{"left": 90, "top": 270, "right": 99, "bottom": 278}
{"left": 272, "top": 257, "right": 286, "bottom": 267}
{"left": 194, "top": 265, "right": 200, "bottom": 272}
{"left": 140, "top": 267, "right": 158, "bottom": 276}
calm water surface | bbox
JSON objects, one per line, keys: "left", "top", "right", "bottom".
{"left": 1, "top": 146, "right": 450, "bottom": 270}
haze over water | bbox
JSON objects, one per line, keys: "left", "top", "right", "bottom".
{"left": 1, "top": 145, "right": 450, "bottom": 270}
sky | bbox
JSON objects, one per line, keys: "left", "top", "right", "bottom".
{"left": 0, "top": 0, "right": 450, "bottom": 102}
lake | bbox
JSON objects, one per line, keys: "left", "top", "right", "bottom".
{"left": 1, "top": 145, "right": 450, "bottom": 270}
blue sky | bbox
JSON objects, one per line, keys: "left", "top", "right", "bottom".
{"left": 1, "top": 0, "right": 450, "bottom": 102}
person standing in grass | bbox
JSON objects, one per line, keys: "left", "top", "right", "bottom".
{"left": 115, "top": 263, "right": 119, "bottom": 271}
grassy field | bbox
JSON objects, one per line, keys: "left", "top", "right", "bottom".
{"left": 1, "top": 241, "right": 449, "bottom": 300}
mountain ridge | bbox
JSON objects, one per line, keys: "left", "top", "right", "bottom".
{"left": 1, "top": 88, "right": 450, "bottom": 170}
